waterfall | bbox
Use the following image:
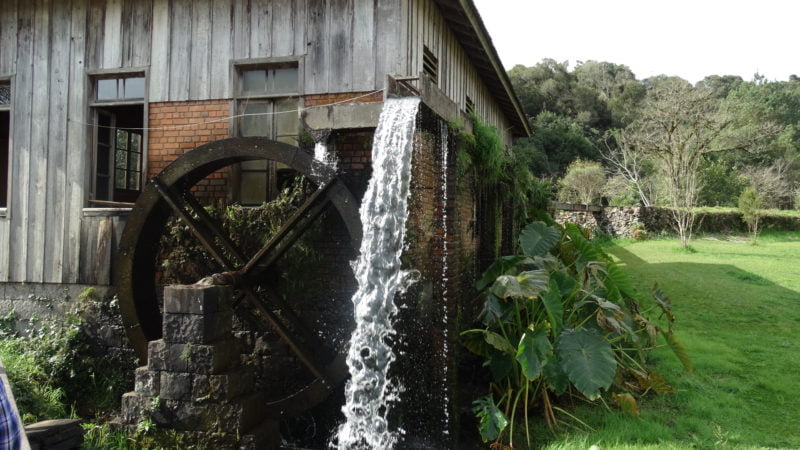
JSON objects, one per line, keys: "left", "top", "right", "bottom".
{"left": 439, "top": 122, "right": 450, "bottom": 437}
{"left": 334, "top": 97, "right": 421, "bottom": 449}
{"left": 314, "top": 141, "right": 337, "bottom": 174}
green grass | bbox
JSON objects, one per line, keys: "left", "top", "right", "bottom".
{"left": 693, "top": 206, "right": 800, "bottom": 218}
{"left": 529, "top": 231, "right": 800, "bottom": 449}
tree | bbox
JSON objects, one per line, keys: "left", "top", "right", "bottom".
{"left": 526, "top": 112, "right": 600, "bottom": 176}
{"left": 696, "top": 75, "right": 744, "bottom": 99}
{"left": 600, "top": 130, "right": 656, "bottom": 206}
{"left": 621, "top": 79, "right": 730, "bottom": 248}
{"left": 559, "top": 159, "right": 606, "bottom": 204}
{"left": 738, "top": 187, "right": 763, "bottom": 243}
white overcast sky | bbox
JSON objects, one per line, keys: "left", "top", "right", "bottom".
{"left": 472, "top": 0, "right": 798, "bottom": 84}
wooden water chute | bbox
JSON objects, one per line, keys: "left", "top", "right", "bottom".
{"left": 115, "top": 137, "right": 362, "bottom": 417}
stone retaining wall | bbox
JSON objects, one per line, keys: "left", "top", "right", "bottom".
{"left": 555, "top": 206, "right": 800, "bottom": 237}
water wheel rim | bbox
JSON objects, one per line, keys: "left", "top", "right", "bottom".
{"left": 115, "top": 137, "right": 362, "bottom": 416}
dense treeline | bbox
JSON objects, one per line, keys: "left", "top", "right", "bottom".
{"left": 509, "top": 59, "right": 800, "bottom": 214}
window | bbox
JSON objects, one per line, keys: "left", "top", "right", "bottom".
{"left": 465, "top": 96, "right": 475, "bottom": 115}
{"left": 0, "top": 80, "right": 10, "bottom": 209}
{"left": 235, "top": 64, "right": 300, "bottom": 205}
{"left": 423, "top": 46, "right": 439, "bottom": 85}
{"left": 90, "top": 75, "right": 145, "bottom": 204}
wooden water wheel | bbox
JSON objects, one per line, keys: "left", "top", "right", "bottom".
{"left": 115, "top": 137, "right": 362, "bottom": 417}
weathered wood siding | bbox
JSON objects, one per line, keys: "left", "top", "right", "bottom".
{"left": 0, "top": 0, "right": 405, "bottom": 284}
{"left": 403, "top": 0, "right": 514, "bottom": 144}
{"left": 0, "top": 0, "right": 513, "bottom": 284}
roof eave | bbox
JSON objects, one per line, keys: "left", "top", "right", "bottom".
{"left": 433, "top": 0, "right": 531, "bottom": 138}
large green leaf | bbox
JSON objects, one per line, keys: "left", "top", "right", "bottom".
{"left": 478, "top": 294, "right": 514, "bottom": 326}
{"left": 517, "top": 270, "right": 549, "bottom": 296}
{"left": 663, "top": 330, "right": 693, "bottom": 373}
{"left": 543, "top": 354, "right": 569, "bottom": 394}
{"left": 485, "top": 330, "right": 515, "bottom": 355}
{"left": 557, "top": 328, "right": 616, "bottom": 400}
{"left": 490, "top": 275, "right": 524, "bottom": 299}
{"left": 565, "top": 223, "right": 606, "bottom": 264}
{"left": 487, "top": 351, "right": 514, "bottom": 382}
{"left": 519, "top": 222, "right": 561, "bottom": 257}
{"left": 541, "top": 278, "right": 564, "bottom": 336}
{"left": 551, "top": 271, "right": 578, "bottom": 297}
{"left": 606, "top": 263, "right": 635, "bottom": 298}
{"left": 516, "top": 328, "right": 552, "bottom": 380}
{"left": 476, "top": 256, "right": 529, "bottom": 292}
{"left": 472, "top": 394, "right": 508, "bottom": 442}
{"left": 461, "top": 330, "right": 490, "bottom": 357}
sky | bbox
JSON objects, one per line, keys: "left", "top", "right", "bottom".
{"left": 472, "top": 0, "right": 799, "bottom": 84}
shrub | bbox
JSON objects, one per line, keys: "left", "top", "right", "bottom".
{"left": 739, "top": 187, "right": 764, "bottom": 243}
{"left": 559, "top": 159, "right": 606, "bottom": 204}
{"left": 463, "top": 221, "right": 690, "bottom": 447}
{"left": 0, "top": 294, "right": 133, "bottom": 424}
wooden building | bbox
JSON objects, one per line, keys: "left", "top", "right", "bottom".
{"left": 0, "top": 0, "right": 528, "bottom": 287}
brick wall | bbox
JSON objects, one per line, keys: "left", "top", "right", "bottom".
{"left": 303, "top": 91, "right": 383, "bottom": 107}
{"left": 147, "top": 100, "right": 231, "bottom": 204}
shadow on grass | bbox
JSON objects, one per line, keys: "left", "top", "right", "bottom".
{"left": 587, "top": 244, "right": 800, "bottom": 449}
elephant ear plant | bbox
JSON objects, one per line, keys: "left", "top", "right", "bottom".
{"left": 463, "top": 221, "right": 691, "bottom": 447}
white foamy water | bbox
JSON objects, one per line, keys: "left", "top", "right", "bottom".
{"left": 439, "top": 122, "right": 451, "bottom": 437}
{"left": 334, "top": 97, "right": 421, "bottom": 449}
{"left": 314, "top": 141, "right": 338, "bottom": 175}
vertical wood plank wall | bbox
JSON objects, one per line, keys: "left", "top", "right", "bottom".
{"left": 403, "top": 0, "right": 512, "bottom": 144}
{"left": 0, "top": 0, "right": 516, "bottom": 284}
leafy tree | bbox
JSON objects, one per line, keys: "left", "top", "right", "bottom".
{"left": 574, "top": 60, "right": 637, "bottom": 101}
{"left": 508, "top": 60, "right": 613, "bottom": 130}
{"left": 620, "top": 79, "right": 729, "bottom": 248}
{"left": 698, "top": 162, "right": 748, "bottom": 206}
{"left": 559, "top": 159, "right": 606, "bottom": 204}
{"left": 525, "top": 112, "right": 600, "bottom": 176}
{"left": 738, "top": 187, "right": 763, "bottom": 243}
{"left": 696, "top": 75, "right": 744, "bottom": 99}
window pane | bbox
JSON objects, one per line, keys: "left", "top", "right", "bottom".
{"left": 240, "top": 102, "right": 271, "bottom": 137}
{"left": 97, "top": 79, "right": 118, "bottom": 100}
{"left": 130, "top": 133, "right": 142, "bottom": 152}
{"left": 115, "top": 148, "right": 127, "bottom": 169}
{"left": 123, "top": 77, "right": 145, "bottom": 99}
{"left": 115, "top": 169, "right": 126, "bottom": 189}
{"left": 128, "top": 171, "right": 140, "bottom": 190}
{"left": 271, "top": 68, "right": 298, "bottom": 93}
{"left": 130, "top": 151, "right": 140, "bottom": 172}
{"left": 116, "top": 130, "right": 128, "bottom": 150}
{"left": 240, "top": 171, "right": 267, "bottom": 205}
{"left": 0, "top": 84, "right": 9, "bottom": 105}
{"left": 242, "top": 70, "right": 267, "bottom": 94}
{"left": 274, "top": 98, "right": 298, "bottom": 138}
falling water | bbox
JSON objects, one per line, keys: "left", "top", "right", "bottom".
{"left": 438, "top": 122, "right": 451, "bottom": 437}
{"left": 314, "top": 141, "right": 338, "bottom": 174}
{"left": 334, "top": 97, "right": 421, "bottom": 449}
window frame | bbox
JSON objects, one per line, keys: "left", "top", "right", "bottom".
{"left": 87, "top": 68, "right": 148, "bottom": 207}
{"left": 230, "top": 58, "right": 304, "bottom": 205}
{"left": 0, "top": 75, "right": 12, "bottom": 217}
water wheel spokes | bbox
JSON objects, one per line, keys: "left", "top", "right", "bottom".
{"left": 116, "top": 137, "right": 362, "bottom": 417}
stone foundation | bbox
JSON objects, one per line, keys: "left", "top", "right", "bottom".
{"left": 120, "top": 284, "right": 279, "bottom": 449}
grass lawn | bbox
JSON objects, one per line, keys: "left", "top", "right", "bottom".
{"left": 537, "top": 231, "right": 800, "bottom": 449}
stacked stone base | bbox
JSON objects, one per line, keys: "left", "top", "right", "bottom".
{"left": 120, "top": 284, "right": 278, "bottom": 449}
